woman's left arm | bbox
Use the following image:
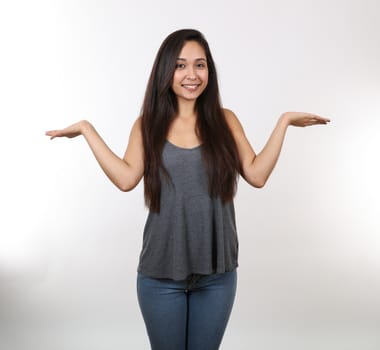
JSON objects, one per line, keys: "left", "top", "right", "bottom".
{"left": 224, "top": 109, "right": 330, "bottom": 188}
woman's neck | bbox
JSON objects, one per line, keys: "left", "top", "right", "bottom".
{"left": 176, "top": 99, "right": 197, "bottom": 119}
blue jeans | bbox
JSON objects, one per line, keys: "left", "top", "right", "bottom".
{"left": 137, "top": 269, "right": 237, "bottom": 350}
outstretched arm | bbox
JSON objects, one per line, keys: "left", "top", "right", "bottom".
{"left": 224, "top": 109, "right": 330, "bottom": 188}
{"left": 45, "top": 118, "right": 144, "bottom": 191}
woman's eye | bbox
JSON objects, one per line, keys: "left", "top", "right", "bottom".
{"left": 197, "top": 63, "right": 206, "bottom": 68}
{"left": 176, "top": 63, "right": 185, "bottom": 69}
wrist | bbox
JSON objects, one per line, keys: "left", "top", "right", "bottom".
{"left": 279, "top": 113, "right": 290, "bottom": 127}
{"left": 79, "top": 120, "right": 93, "bottom": 135}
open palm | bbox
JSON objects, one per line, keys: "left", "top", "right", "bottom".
{"left": 45, "top": 121, "right": 86, "bottom": 140}
{"left": 283, "top": 112, "right": 330, "bottom": 127}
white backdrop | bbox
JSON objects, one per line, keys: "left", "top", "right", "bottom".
{"left": 0, "top": 0, "right": 379, "bottom": 349}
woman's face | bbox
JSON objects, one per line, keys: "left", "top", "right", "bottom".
{"left": 171, "top": 40, "right": 209, "bottom": 104}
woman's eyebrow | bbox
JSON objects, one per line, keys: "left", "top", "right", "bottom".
{"left": 176, "top": 58, "right": 207, "bottom": 61}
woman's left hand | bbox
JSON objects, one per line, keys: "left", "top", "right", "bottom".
{"left": 281, "top": 112, "right": 330, "bottom": 127}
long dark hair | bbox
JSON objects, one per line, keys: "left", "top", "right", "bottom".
{"left": 141, "top": 29, "right": 241, "bottom": 213}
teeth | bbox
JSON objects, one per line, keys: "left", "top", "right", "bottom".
{"left": 183, "top": 84, "right": 199, "bottom": 91}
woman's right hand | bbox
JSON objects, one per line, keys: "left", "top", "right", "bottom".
{"left": 45, "top": 120, "right": 90, "bottom": 140}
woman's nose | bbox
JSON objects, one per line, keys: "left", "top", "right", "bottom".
{"left": 185, "top": 66, "right": 197, "bottom": 79}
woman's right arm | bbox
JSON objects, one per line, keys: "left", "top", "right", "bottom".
{"left": 45, "top": 118, "right": 144, "bottom": 191}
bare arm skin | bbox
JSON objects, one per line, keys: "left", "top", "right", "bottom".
{"left": 45, "top": 118, "right": 144, "bottom": 191}
{"left": 224, "top": 109, "right": 330, "bottom": 188}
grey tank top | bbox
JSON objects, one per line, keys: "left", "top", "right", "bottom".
{"left": 137, "top": 140, "right": 239, "bottom": 281}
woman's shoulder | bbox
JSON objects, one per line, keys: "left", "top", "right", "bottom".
{"left": 222, "top": 108, "right": 234, "bottom": 116}
{"left": 222, "top": 108, "right": 243, "bottom": 132}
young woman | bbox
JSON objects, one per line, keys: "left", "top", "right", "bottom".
{"left": 46, "top": 29, "right": 330, "bottom": 350}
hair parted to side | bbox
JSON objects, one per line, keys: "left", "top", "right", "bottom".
{"left": 141, "top": 29, "right": 241, "bottom": 213}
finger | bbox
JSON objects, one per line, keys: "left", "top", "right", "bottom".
{"left": 46, "top": 131, "right": 61, "bottom": 138}
{"left": 309, "top": 116, "right": 329, "bottom": 124}
{"left": 312, "top": 115, "right": 331, "bottom": 123}
{"left": 308, "top": 119, "right": 329, "bottom": 126}
{"left": 317, "top": 118, "right": 330, "bottom": 124}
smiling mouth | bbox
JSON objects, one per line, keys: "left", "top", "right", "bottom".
{"left": 181, "top": 84, "right": 200, "bottom": 91}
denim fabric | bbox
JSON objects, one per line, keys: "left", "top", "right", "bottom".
{"left": 137, "top": 269, "right": 237, "bottom": 350}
